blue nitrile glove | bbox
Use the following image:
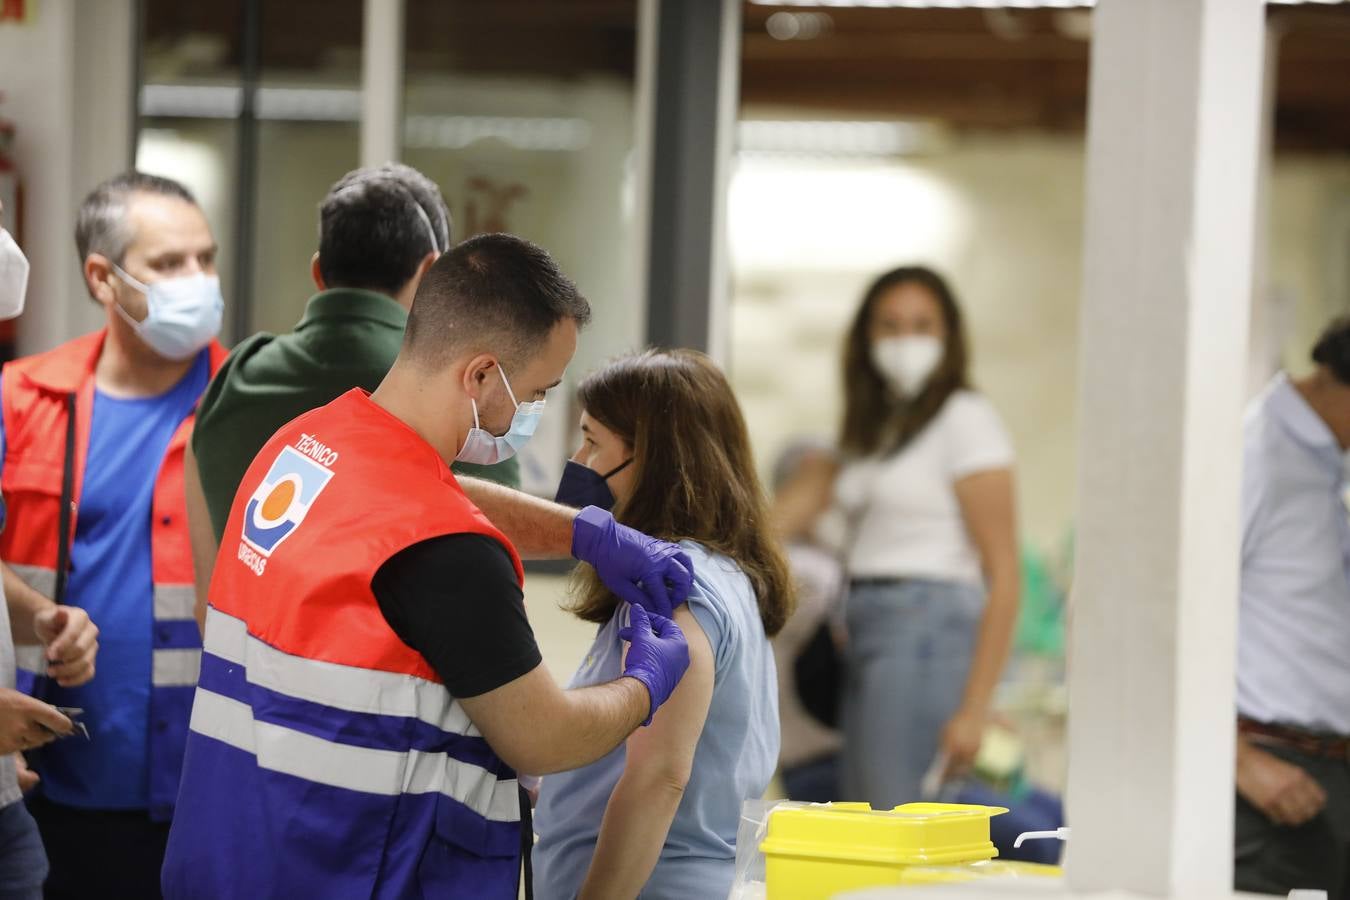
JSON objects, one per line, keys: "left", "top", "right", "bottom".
{"left": 618, "top": 604, "right": 690, "bottom": 726}
{"left": 571, "top": 505, "right": 694, "bottom": 618}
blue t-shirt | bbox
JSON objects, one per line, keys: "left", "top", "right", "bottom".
{"left": 0, "top": 350, "right": 210, "bottom": 810}
{"left": 532, "top": 541, "right": 780, "bottom": 900}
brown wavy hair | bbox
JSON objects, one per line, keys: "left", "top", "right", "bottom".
{"left": 568, "top": 349, "right": 794, "bottom": 637}
{"left": 839, "top": 265, "right": 970, "bottom": 458}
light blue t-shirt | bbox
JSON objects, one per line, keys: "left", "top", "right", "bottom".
{"left": 532, "top": 541, "right": 779, "bottom": 900}
{"left": 0, "top": 350, "right": 210, "bottom": 809}
{"left": 1237, "top": 372, "right": 1350, "bottom": 732}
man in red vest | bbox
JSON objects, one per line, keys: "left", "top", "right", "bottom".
{"left": 0, "top": 172, "right": 225, "bottom": 898}
{"left": 164, "top": 233, "right": 692, "bottom": 899}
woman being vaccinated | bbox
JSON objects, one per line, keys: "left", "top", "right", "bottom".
{"left": 532, "top": 349, "right": 792, "bottom": 900}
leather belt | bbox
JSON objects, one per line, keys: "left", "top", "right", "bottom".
{"left": 1239, "top": 717, "right": 1350, "bottom": 762}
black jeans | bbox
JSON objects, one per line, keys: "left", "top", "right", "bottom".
{"left": 26, "top": 794, "right": 170, "bottom": 900}
{"left": 1235, "top": 742, "right": 1350, "bottom": 898}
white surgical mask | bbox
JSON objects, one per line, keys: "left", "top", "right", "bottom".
{"left": 0, "top": 228, "right": 29, "bottom": 320}
{"left": 455, "top": 364, "right": 546, "bottom": 466}
{"left": 871, "top": 335, "right": 944, "bottom": 398}
{"left": 112, "top": 264, "right": 223, "bottom": 361}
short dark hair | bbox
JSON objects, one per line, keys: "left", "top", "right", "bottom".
{"left": 76, "top": 171, "right": 198, "bottom": 264}
{"left": 403, "top": 232, "right": 591, "bottom": 369}
{"left": 1312, "top": 315, "right": 1350, "bottom": 386}
{"left": 317, "top": 163, "right": 451, "bottom": 294}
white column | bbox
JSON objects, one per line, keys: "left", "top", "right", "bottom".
{"left": 361, "top": 0, "right": 405, "bottom": 167}
{"left": 705, "top": 0, "right": 740, "bottom": 367}
{"left": 1246, "top": 26, "right": 1284, "bottom": 400}
{"left": 70, "top": 0, "right": 136, "bottom": 339}
{"left": 0, "top": 0, "right": 134, "bottom": 354}
{"left": 630, "top": 0, "right": 659, "bottom": 348}
{"left": 1066, "top": 0, "right": 1265, "bottom": 894}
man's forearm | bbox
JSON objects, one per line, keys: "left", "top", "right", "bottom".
{"left": 529, "top": 677, "right": 649, "bottom": 775}
{"left": 3, "top": 562, "right": 55, "bottom": 645}
{"left": 458, "top": 477, "right": 575, "bottom": 560}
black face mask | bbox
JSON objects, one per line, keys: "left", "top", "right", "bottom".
{"left": 553, "top": 458, "right": 633, "bottom": 511}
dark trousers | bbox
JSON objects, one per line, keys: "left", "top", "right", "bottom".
{"left": 26, "top": 794, "right": 169, "bottom": 900}
{"left": 781, "top": 754, "right": 840, "bottom": 804}
{"left": 0, "top": 801, "right": 46, "bottom": 900}
{"left": 1235, "top": 742, "right": 1350, "bottom": 898}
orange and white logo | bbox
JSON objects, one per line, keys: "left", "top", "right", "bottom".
{"left": 240, "top": 443, "right": 335, "bottom": 558}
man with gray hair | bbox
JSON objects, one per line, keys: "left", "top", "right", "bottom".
{"left": 0, "top": 171, "right": 223, "bottom": 897}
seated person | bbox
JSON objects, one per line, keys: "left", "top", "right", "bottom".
{"left": 768, "top": 440, "right": 846, "bottom": 804}
{"left": 532, "top": 348, "right": 793, "bottom": 900}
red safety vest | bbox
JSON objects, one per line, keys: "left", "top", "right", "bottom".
{"left": 164, "top": 388, "right": 527, "bottom": 899}
{"left": 0, "top": 329, "right": 225, "bottom": 819}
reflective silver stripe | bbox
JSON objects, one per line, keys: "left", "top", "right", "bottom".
{"left": 13, "top": 645, "right": 45, "bottom": 675}
{"left": 8, "top": 564, "right": 56, "bottom": 601}
{"left": 153, "top": 648, "right": 201, "bottom": 687}
{"left": 153, "top": 584, "right": 197, "bottom": 621}
{"left": 190, "top": 688, "right": 519, "bottom": 822}
{"left": 11, "top": 564, "right": 51, "bottom": 673}
{"left": 203, "top": 607, "right": 481, "bottom": 737}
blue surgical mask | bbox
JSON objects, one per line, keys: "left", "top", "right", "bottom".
{"left": 554, "top": 458, "right": 632, "bottom": 511}
{"left": 455, "top": 365, "right": 546, "bottom": 466}
{"left": 112, "top": 264, "right": 223, "bottom": 361}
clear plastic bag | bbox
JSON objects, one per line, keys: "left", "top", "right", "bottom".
{"left": 728, "top": 799, "right": 816, "bottom": 900}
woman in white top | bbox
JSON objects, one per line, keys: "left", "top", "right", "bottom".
{"left": 779, "top": 265, "right": 1020, "bottom": 809}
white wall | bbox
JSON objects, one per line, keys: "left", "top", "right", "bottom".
{"left": 0, "top": 0, "right": 134, "bottom": 354}
{"left": 729, "top": 132, "right": 1350, "bottom": 555}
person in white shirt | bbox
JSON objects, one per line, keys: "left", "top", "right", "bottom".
{"left": 776, "top": 265, "right": 1020, "bottom": 809}
{"left": 1234, "top": 316, "right": 1350, "bottom": 897}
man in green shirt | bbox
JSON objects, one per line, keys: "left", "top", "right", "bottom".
{"left": 185, "top": 164, "right": 518, "bottom": 614}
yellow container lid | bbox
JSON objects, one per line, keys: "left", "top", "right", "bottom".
{"left": 760, "top": 802, "right": 1009, "bottom": 868}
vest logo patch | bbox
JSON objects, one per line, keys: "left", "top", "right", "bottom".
{"left": 240, "top": 443, "right": 336, "bottom": 562}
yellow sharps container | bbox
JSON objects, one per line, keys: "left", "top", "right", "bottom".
{"left": 759, "top": 802, "right": 1062, "bottom": 899}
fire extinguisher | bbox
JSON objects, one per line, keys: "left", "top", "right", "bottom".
{"left": 0, "top": 95, "right": 21, "bottom": 364}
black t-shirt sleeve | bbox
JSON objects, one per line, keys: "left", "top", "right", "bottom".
{"left": 372, "top": 533, "right": 542, "bottom": 699}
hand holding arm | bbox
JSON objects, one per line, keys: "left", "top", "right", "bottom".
{"left": 457, "top": 477, "right": 695, "bottom": 616}
{"left": 616, "top": 604, "right": 691, "bottom": 724}
{"left": 572, "top": 507, "right": 693, "bottom": 619}
{"left": 457, "top": 603, "right": 689, "bottom": 774}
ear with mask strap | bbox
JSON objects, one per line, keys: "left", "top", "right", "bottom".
{"left": 454, "top": 362, "right": 546, "bottom": 466}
